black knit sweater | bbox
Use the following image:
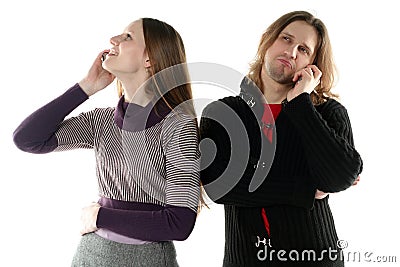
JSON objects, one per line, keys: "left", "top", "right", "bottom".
{"left": 199, "top": 79, "right": 363, "bottom": 267}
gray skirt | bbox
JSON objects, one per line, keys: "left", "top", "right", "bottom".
{"left": 71, "top": 233, "right": 179, "bottom": 267}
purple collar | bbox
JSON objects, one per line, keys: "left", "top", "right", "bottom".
{"left": 114, "top": 96, "right": 172, "bottom": 132}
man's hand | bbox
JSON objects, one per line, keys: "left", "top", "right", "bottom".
{"left": 315, "top": 189, "right": 329, "bottom": 200}
{"left": 353, "top": 175, "right": 361, "bottom": 185}
{"left": 315, "top": 175, "right": 361, "bottom": 199}
{"left": 287, "top": 65, "right": 322, "bottom": 101}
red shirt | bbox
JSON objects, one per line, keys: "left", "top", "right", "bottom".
{"left": 261, "top": 103, "right": 282, "bottom": 143}
{"left": 261, "top": 103, "right": 282, "bottom": 235}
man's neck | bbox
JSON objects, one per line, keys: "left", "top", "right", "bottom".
{"left": 262, "top": 87, "right": 289, "bottom": 104}
{"left": 261, "top": 75, "right": 291, "bottom": 104}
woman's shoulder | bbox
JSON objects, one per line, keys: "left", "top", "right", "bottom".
{"left": 162, "top": 107, "right": 198, "bottom": 134}
{"left": 164, "top": 106, "right": 195, "bottom": 122}
{"left": 83, "top": 107, "right": 115, "bottom": 118}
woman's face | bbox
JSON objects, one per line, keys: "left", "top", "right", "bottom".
{"left": 103, "top": 19, "right": 149, "bottom": 76}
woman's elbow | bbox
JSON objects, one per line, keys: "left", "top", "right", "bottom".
{"left": 167, "top": 209, "right": 197, "bottom": 241}
{"left": 13, "top": 131, "right": 56, "bottom": 154}
{"left": 173, "top": 216, "right": 196, "bottom": 241}
{"left": 13, "top": 130, "right": 33, "bottom": 152}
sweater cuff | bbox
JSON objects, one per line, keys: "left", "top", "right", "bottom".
{"left": 283, "top": 93, "right": 313, "bottom": 113}
{"left": 96, "top": 205, "right": 197, "bottom": 241}
{"left": 68, "top": 83, "right": 90, "bottom": 101}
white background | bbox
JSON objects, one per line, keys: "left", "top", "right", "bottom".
{"left": 1, "top": 0, "right": 399, "bottom": 266}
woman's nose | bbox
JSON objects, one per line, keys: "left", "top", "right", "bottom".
{"left": 110, "top": 35, "right": 122, "bottom": 46}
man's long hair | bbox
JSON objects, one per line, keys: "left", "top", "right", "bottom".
{"left": 248, "top": 11, "right": 338, "bottom": 105}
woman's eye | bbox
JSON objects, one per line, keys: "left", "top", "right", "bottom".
{"left": 125, "top": 33, "right": 132, "bottom": 40}
{"left": 283, "top": 36, "right": 290, "bottom": 41}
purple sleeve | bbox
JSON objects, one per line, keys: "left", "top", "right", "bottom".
{"left": 96, "top": 205, "right": 197, "bottom": 241}
{"left": 13, "top": 84, "right": 89, "bottom": 153}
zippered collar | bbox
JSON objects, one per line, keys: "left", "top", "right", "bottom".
{"left": 238, "top": 76, "right": 265, "bottom": 118}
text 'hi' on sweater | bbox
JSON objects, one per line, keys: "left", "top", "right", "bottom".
{"left": 199, "top": 78, "right": 363, "bottom": 266}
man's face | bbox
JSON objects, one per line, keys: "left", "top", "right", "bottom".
{"left": 263, "top": 20, "right": 318, "bottom": 85}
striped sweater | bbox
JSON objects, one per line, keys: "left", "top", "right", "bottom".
{"left": 13, "top": 83, "right": 200, "bottom": 242}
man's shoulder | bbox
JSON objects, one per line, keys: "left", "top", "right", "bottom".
{"left": 316, "top": 97, "right": 347, "bottom": 114}
{"left": 203, "top": 95, "right": 246, "bottom": 114}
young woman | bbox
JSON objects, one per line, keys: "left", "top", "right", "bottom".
{"left": 13, "top": 18, "right": 200, "bottom": 266}
{"left": 200, "top": 11, "right": 363, "bottom": 266}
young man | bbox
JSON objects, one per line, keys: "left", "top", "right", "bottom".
{"left": 200, "top": 11, "right": 362, "bottom": 266}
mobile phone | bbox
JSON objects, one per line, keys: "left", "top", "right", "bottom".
{"left": 292, "top": 76, "right": 302, "bottom": 88}
{"left": 101, "top": 52, "right": 108, "bottom": 62}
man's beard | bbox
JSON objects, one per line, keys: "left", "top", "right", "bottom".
{"left": 265, "top": 62, "right": 294, "bottom": 85}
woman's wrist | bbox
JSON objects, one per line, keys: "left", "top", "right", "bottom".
{"left": 78, "top": 79, "right": 94, "bottom": 97}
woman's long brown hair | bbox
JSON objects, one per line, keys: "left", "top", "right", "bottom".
{"left": 117, "top": 18, "right": 207, "bottom": 212}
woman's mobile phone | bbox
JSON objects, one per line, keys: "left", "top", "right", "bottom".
{"left": 101, "top": 52, "right": 108, "bottom": 62}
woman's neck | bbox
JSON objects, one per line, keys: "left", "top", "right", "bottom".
{"left": 124, "top": 86, "right": 153, "bottom": 107}
{"left": 119, "top": 73, "right": 153, "bottom": 107}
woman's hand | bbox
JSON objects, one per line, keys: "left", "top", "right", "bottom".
{"left": 79, "top": 50, "right": 115, "bottom": 96}
{"left": 287, "top": 65, "right": 322, "bottom": 102}
{"left": 80, "top": 202, "right": 101, "bottom": 235}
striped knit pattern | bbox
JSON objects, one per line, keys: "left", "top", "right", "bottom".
{"left": 54, "top": 107, "right": 200, "bottom": 212}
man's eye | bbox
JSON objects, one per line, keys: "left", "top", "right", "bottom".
{"left": 299, "top": 47, "right": 310, "bottom": 55}
{"left": 125, "top": 33, "right": 132, "bottom": 40}
{"left": 283, "top": 36, "right": 290, "bottom": 41}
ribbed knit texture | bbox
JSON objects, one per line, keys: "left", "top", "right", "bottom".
{"left": 223, "top": 201, "right": 344, "bottom": 267}
{"left": 200, "top": 78, "right": 362, "bottom": 266}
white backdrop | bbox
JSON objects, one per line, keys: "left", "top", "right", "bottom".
{"left": 1, "top": 0, "right": 399, "bottom": 266}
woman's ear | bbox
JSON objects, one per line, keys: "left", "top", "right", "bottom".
{"left": 144, "top": 51, "right": 151, "bottom": 68}
{"left": 144, "top": 58, "right": 151, "bottom": 68}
